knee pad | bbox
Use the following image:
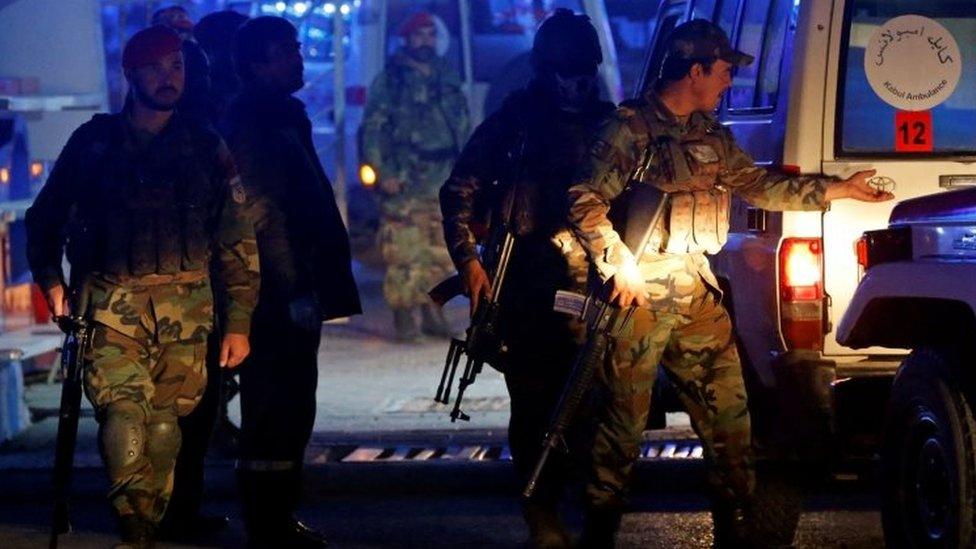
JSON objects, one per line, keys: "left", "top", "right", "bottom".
{"left": 100, "top": 401, "right": 148, "bottom": 474}
{"left": 145, "top": 411, "right": 181, "bottom": 468}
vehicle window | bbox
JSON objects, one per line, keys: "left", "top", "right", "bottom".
{"left": 837, "top": 0, "right": 976, "bottom": 156}
{"left": 641, "top": 5, "right": 686, "bottom": 90}
{"left": 691, "top": 0, "right": 718, "bottom": 21}
{"left": 605, "top": 1, "right": 662, "bottom": 97}
{"left": 715, "top": 0, "right": 738, "bottom": 35}
{"left": 728, "top": 0, "right": 790, "bottom": 112}
{"left": 470, "top": 1, "right": 578, "bottom": 82}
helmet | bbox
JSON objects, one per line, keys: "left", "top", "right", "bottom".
{"left": 530, "top": 9, "right": 602, "bottom": 76}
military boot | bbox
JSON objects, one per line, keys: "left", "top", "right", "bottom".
{"left": 392, "top": 308, "right": 422, "bottom": 343}
{"left": 579, "top": 506, "right": 621, "bottom": 548}
{"left": 522, "top": 501, "right": 572, "bottom": 548}
{"left": 711, "top": 500, "right": 749, "bottom": 548}
{"left": 239, "top": 469, "right": 327, "bottom": 549}
{"left": 114, "top": 514, "right": 155, "bottom": 549}
{"left": 420, "top": 303, "right": 455, "bottom": 338}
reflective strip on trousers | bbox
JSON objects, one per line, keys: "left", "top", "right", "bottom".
{"left": 236, "top": 459, "right": 302, "bottom": 472}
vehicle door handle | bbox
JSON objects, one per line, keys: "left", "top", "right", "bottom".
{"left": 939, "top": 175, "right": 976, "bottom": 188}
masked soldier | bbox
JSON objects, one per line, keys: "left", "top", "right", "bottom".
{"left": 566, "top": 20, "right": 892, "bottom": 547}
{"left": 441, "top": 10, "right": 614, "bottom": 548}
{"left": 361, "top": 11, "right": 469, "bottom": 342}
{"left": 25, "top": 26, "right": 259, "bottom": 547}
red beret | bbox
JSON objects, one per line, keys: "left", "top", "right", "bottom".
{"left": 399, "top": 12, "right": 436, "bottom": 38}
{"left": 123, "top": 25, "right": 182, "bottom": 71}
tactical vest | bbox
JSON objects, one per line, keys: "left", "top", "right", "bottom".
{"left": 621, "top": 102, "right": 731, "bottom": 255}
{"left": 70, "top": 115, "right": 220, "bottom": 279}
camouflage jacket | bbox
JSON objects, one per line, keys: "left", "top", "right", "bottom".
{"left": 568, "top": 90, "right": 835, "bottom": 312}
{"left": 25, "top": 112, "right": 259, "bottom": 341}
{"left": 361, "top": 52, "right": 469, "bottom": 209}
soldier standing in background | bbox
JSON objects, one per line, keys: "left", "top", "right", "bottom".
{"left": 361, "top": 11, "right": 469, "bottom": 342}
{"left": 441, "top": 10, "right": 614, "bottom": 548}
{"left": 194, "top": 9, "right": 250, "bottom": 124}
{"left": 566, "top": 20, "right": 892, "bottom": 547}
{"left": 223, "top": 16, "right": 361, "bottom": 548}
{"left": 152, "top": 4, "right": 212, "bottom": 123}
{"left": 158, "top": 9, "right": 252, "bottom": 542}
{"left": 25, "top": 26, "right": 259, "bottom": 547}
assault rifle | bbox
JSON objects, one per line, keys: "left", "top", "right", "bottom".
{"left": 49, "top": 285, "right": 92, "bottom": 549}
{"left": 524, "top": 191, "right": 671, "bottom": 498}
{"left": 430, "top": 220, "right": 515, "bottom": 422}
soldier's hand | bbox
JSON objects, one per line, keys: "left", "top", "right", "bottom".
{"left": 45, "top": 284, "right": 70, "bottom": 318}
{"left": 606, "top": 264, "right": 647, "bottom": 308}
{"left": 220, "top": 333, "right": 250, "bottom": 369}
{"left": 461, "top": 259, "right": 492, "bottom": 316}
{"left": 828, "top": 169, "right": 894, "bottom": 203}
{"left": 379, "top": 177, "right": 403, "bottom": 195}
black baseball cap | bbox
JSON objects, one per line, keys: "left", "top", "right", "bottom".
{"left": 664, "top": 19, "right": 753, "bottom": 67}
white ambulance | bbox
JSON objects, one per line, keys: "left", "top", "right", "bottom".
{"left": 641, "top": 0, "right": 976, "bottom": 475}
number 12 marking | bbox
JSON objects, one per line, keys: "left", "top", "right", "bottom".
{"left": 895, "top": 111, "right": 933, "bottom": 152}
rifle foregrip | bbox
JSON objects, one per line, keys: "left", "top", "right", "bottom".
{"left": 549, "top": 332, "right": 607, "bottom": 431}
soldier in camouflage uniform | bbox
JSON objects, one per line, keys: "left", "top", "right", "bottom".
{"left": 566, "top": 20, "right": 892, "bottom": 547}
{"left": 441, "top": 10, "right": 613, "bottom": 548}
{"left": 25, "top": 26, "right": 259, "bottom": 547}
{"left": 361, "top": 11, "right": 469, "bottom": 341}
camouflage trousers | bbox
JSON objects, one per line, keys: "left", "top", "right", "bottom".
{"left": 377, "top": 198, "right": 455, "bottom": 308}
{"left": 587, "top": 279, "right": 754, "bottom": 510}
{"left": 83, "top": 322, "right": 207, "bottom": 525}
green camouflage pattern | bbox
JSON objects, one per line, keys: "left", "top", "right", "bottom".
{"left": 361, "top": 52, "right": 470, "bottom": 210}
{"left": 212, "top": 140, "right": 262, "bottom": 335}
{"left": 568, "top": 90, "right": 834, "bottom": 303}
{"left": 568, "top": 89, "right": 835, "bottom": 512}
{"left": 377, "top": 198, "right": 455, "bottom": 308}
{"left": 84, "top": 322, "right": 206, "bottom": 523}
{"left": 362, "top": 53, "right": 467, "bottom": 309}
{"left": 587, "top": 281, "right": 753, "bottom": 509}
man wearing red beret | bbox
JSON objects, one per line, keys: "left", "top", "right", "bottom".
{"left": 361, "top": 11, "right": 469, "bottom": 342}
{"left": 26, "top": 25, "right": 259, "bottom": 547}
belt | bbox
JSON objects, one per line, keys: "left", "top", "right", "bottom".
{"left": 97, "top": 270, "right": 208, "bottom": 287}
{"left": 413, "top": 147, "right": 457, "bottom": 162}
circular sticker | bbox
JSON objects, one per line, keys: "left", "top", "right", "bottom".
{"left": 864, "top": 15, "right": 961, "bottom": 111}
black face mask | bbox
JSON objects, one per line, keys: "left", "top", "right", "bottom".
{"left": 407, "top": 45, "right": 436, "bottom": 63}
{"left": 552, "top": 72, "right": 598, "bottom": 112}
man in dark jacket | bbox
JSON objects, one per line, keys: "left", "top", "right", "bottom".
{"left": 221, "top": 16, "right": 361, "bottom": 548}
{"left": 440, "top": 10, "right": 614, "bottom": 548}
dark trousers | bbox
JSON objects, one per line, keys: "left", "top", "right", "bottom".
{"left": 500, "top": 236, "right": 587, "bottom": 506}
{"left": 504, "top": 345, "right": 577, "bottom": 506}
{"left": 237, "top": 309, "right": 321, "bottom": 533}
{"left": 238, "top": 311, "right": 321, "bottom": 465}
